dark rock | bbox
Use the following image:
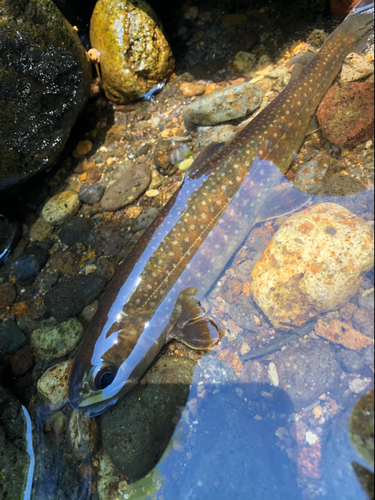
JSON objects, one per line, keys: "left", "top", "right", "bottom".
{"left": 340, "top": 349, "right": 364, "bottom": 373}
{"left": 0, "top": 215, "right": 20, "bottom": 266}
{"left": 0, "top": 0, "right": 91, "bottom": 190}
{"left": 49, "top": 248, "right": 81, "bottom": 276}
{"left": 0, "top": 320, "right": 27, "bottom": 355}
{"left": 10, "top": 346, "right": 34, "bottom": 376}
{"left": 78, "top": 183, "right": 105, "bottom": 205}
{"left": 137, "top": 143, "right": 152, "bottom": 156}
{"left": 101, "top": 356, "right": 195, "bottom": 482}
{"left": 13, "top": 246, "right": 49, "bottom": 286}
{"left": 352, "top": 307, "right": 374, "bottom": 338}
{"left": 275, "top": 339, "right": 340, "bottom": 409}
{"left": 58, "top": 217, "right": 93, "bottom": 246}
{"left": 44, "top": 275, "right": 106, "bottom": 322}
{"left": 0, "top": 386, "right": 30, "bottom": 500}
{"left": 0, "top": 282, "right": 17, "bottom": 309}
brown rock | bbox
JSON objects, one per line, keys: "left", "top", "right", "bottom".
{"left": 315, "top": 319, "right": 373, "bottom": 350}
{"left": 317, "top": 82, "right": 374, "bottom": 148}
{"left": 180, "top": 82, "right": 206, "bottom": 97}
{"left": 0, "top": 282, "right": 16, "bottom": 308}
{"left": 352, "top": 307, "right": 374, "bottom": 338}
{"left": 340, "top": 302, "right": 356, "bottom": 321}
{"left": 11, "top": 301, "right": 30, "bottom": 317}
{"left": 10, "top": 346, "right": 34, "bottom": 376}
{"left": 221, "top": 278, "right": 243, "bottom": 303}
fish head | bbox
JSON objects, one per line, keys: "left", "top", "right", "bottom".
{"left": 69, "top": 308, "right": 158, "bottom": 417}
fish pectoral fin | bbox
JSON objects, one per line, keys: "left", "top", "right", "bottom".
{"left": 168, "top": 288, "right": 223, "bottom": 349}
{"left": 256, "top": 175, "right": 312, "bottom": 223}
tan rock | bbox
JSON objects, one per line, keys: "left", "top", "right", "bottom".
{"left": 180, "top": 82, "right": 206, "bottom": 97}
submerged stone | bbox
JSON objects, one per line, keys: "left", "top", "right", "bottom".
{"left": 90, "top": 0, "right": 175, "bottom": 104}
{"left": 0, "top": 0, "right": 91, "bottom": 190}
{"left": 251, "top": 203, "right": 374, "bottom": 330}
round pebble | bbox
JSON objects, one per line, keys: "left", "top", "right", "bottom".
{"left": 10, "top": 346, "right": 34, "bottom": 376}
{"left": 30, "top": 216, "right": 53, "bottom": 242}
{"left": 31, "top": 318, "right": 84, "bottom": 362}
{"left": 42, "top": 191, "right": 80, "bottom": 225}
{"left": 37, "top": 359, "right": 73, "bottom": 409}
{"left": 78, "top": 183, "right": 105, "bottom": 205}
{"left": 73, "top": 140, "right": 93, "bottom": 158}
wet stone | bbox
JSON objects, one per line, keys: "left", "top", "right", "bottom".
{"left": 274, "top": 340, "right": 340, "bottom": 410}
{"left": 0, "top": 282, "right": 16, "bottom": 309}
{"left": 358, "top": 291, "right": 374, "bottom": 312}
{"left": 198, "top": 124, "right": 237, "bottom": 148}
{"left": 340, "top": 349, "right": 364, "bottom": 373}
{"left": 31, "top": 318, "right": 84, "bottom": 362}
{"left": 37, "top": 359, "right": 72, "bottom": 409}
{"left": 9, "top": 346, "right": 34, "bottom": 377}
{"left": 13, "top": 246, "right": 49, "bottom": 286}
{"left": 78, "top": 183, "right": 105, "bottom": 205}
{"left": 43, "top": 275, "right": 106, "bottom": 322}
{"left": 58, "top": 218, "right": 93, "bottom": 246}
{"left": 42, "top": 191, "right": 80, "bottom": 225}
{"left": 293, "top": 155, "right": 328, "bottom": 194}
{"left": 352, "top": 307, "right": 374, "bottom": 338}
{"left": 101, "top": 164, "right": 151, "bottom": 211}
{"left": 0, "top": 320, "right": 27, "bottom": 355}
{"left": 132, "top": 207, "right": 159, "bottom": 233}
{"left": 30, "top": 217, "right": 53, "bottom": 242}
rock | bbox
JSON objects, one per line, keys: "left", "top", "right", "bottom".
{"left": 69, "top": 410, "right": 98, "bottom": 461}
{"left": 341, "top": 52, "right": 374, "bottom": 83}
{"left": 184, "top": 5, "right": 199, "bottom": 20}
{"left": 251, "top": 203, "right": 374, "bottom": 330}
{"left": 352, "top": 307, "right": 374, "bottom": 338}
{"left": 0, "top": 0, "right": 91, "bottom": 190}
{"left": 340, "top": 349, "right": 364, "bottom": 373}
{"left": 180, "top": 82, "right": 206, "bottom": 97}
{"left": 229, "top": 51, "right": 256, "bottom": 74}
{"left": 72, "top": 140, "right": 93, "bottom": 158}
{"left": 179, "top": 158, "right": 194, "bottom": 173}
{"left": 183, "top": 82, "right": 263, "bottom": 127}
{"left": 78, "top": 183, "right": 105, "bottom": 205}
{"left": 90, "top": 0, "right": 175, "bottom": 104}
{"left": 315, "top": 319, "right": 372, "bottom": 350}
{"left": 153, "top": 140, "right": 179, "bottom": 176}
{"left": 193, "top": 354, "right": 236, "bottom": 387}
{"left": 0, "top": 282, "right": 16, "bottom": 308}
{"left": 9, "top": 346, "right": 34, "bottom": 376}
{"left": 275, "top": 340, "right": 340, "bottom": 409}
{"left": 97, "top": 451, "right": 121, "bottom": 500}
{"left": 131, "top": 207, "right": 158, "bottom": 232}
{"left": 317, "top": 82, "right": 374, "bottom": 148}
{"left": 0, "top": 386, "right": 30, "bottom": 500}
{"left": 293, "top": 155, "right": 328, "bottom": 194}
{"left": 58, "top": 217, "right": 93, "bottom": 246}
{"left": 349, "top": 389, "right": 374, "bottom": 467}
{"left": 42, "top": 191, "right": 81, "bottom": 225}
{"left": 100, "top": 164, "right": 151, "bottom": 211}
{"left": 0, "top": 320, "right": 27, "bottom": 355}
{"left": 37, "top": 359, "right": 72, "bottom": 409}
{"left": 239, "top": 360, "right": 268, "bottom": 384}
{"left": 358, "top": 290, "right": 374, "bottom": 311}
{"left": 0, "top": 215, "right": 20, "bottom": 266}
{"left": 43, "top": 275, "right": 106, "bottom": 322}
{"left": 30, "top": 217, "right": 53, "bottom": 242}
{"left": 197, "top": 124, "right": 237, "bottom": 147}
{"left": 349, "top": 377, "right": 372, "bottom": 395}
{"left": 101, "top": 356, "right": 195, "bottom": 482}
{"left": 13, "top": 246, "right": 49, "bottom": 285}
{"left": 31, "top": 318, "right": 84, "bottom": 362}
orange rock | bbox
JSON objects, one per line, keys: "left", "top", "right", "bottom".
{"left": 219, "top": 348, "right": 243, "bottom": 376}
{"left": 125, "top": 206, "right": 143, "bottom": 219}
{"left": 180, "top": 82, "right": 206, "bottom": 97}
{"left": 312, "top": 405, "right": 323, "bottom": 419}
{"left": 315, "top": 319, "right": 372, "bottom": 350}
{"left": 204, "top": 83, "right": 217, "bottom": 95}
{"left": 11, "top": 301, "right": 30, "bottom": 317}
{"left": 242, "top": 281, "right": 251, "bottom": 297}
{"left": 298, "top": 443, "right": 322, "bottom": 479}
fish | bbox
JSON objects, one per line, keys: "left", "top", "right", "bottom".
{"left": 69, "top": 0, "right": 374, "bottom": 417}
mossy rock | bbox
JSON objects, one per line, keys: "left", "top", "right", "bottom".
{"left": 0, "top": 0, "right": 91, "bottom": 190}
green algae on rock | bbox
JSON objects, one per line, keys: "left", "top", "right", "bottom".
{"left": 0, "top": 0, "right": 91, "bottom": 190}
{"left": 350, "top": 389, "right": 374, "bottom": 468}
{"left": 251, "top": 203, "right": 374, "bottom": 330}
{"left": 90, "top": 0, "right": 175, "bottom": 104}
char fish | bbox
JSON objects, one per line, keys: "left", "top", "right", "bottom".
{"left": 69, "top": 1, "right": 374, "bottom": 417}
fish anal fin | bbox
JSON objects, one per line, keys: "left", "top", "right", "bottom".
{"left": 168, "top": 288, "right": 223, "bottom": 349}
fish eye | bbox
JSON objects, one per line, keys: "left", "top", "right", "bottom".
{"left": 93, "top": 366, "right": 118, "bottom": 390}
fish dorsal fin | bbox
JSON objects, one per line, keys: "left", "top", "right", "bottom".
{"left": 167, "top": 287, "right": 223, "bottom": 349}
{"left": 256, "top": 176, "right": 312, "bottom": 223}
{"left": 187, "top": 142, "right": 226, "bottom": 179}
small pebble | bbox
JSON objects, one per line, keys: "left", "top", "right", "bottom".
{"left": 268, "top": 362, "right": 279, "bottom": 387}
{"left": 184, "top": 6, "right": 199, "bottom": 19}
{"left": 30, "top": 217, "right": 53, "bottom": 242}
{"left": 145, "top": 189, "right": 159, "bottom": 198}
{"left": 73, "top": 140, "right": 93, "bottom": 158}
{"left": 349, "top": 377, "right": 372, "bottom": 394}
{"left": 42, "top": 191, "right": 80, "bottom": 225}
{"left": 180, "top": 82, "right": 206, "bottom": 97}
{"left": 37, "top": 359, "right": 73, "bottom": 409}
{"left": 179, "top": 158, "right": 194, "bottom": 173}
{"left": 10, "top": 346, "right": 34, "bottom": 376}
{"left": 79, "top": 183, "right": 105, "bottom": 205}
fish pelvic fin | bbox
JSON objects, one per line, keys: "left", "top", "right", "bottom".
{"left": 168, "top": 287, "right": 223, "bottom": 349}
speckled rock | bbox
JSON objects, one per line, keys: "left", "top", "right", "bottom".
{"left": 197, "top": 124, "right": 237, "bottom": 147}
{"left": 90, "top": 0, "right": 175, "bottom": 104}
{"left": 30, "top": 217, "right": 53, "bottom": 242}
{"left": 183, "top": 82, "right": 263, "bottom": 127}
{"left": 293, "top": 154, "right": 328, "bottom": 194}
{"left": 315, "top": 318, "right": 372, "bottom": 350}
{"left": 97, "top": 451, "right": 121, "bottom": 500}
{"left": 352, "top": 307, "right": 374, "bottom": 338}
{"left": 229, "top": 51, "right": 256, "bottom": 74}
{"left": 78, "top": 183, "right": 105, "bottom": 205}
{"left": 101, "top": 356, "right": 196, "bottom": 482}
{"left": 0, "top": 282, "right": 16, "bottom": 308}
{"left": 43, "top": 275, "right": 106, "bottom": 322}
{"left": 341, "top": 52, "right": 374, "bottom": 83}
{"left": 37, "top": 359, "right": 73, "bottom": 409}
{"left": 0, "top": 0, "right": 91, "bottom": 190}
{"left": 69, "top": 410, "right": 98, "bottom": 461}
{"left": 31, "top": 318, "right": 84, "bottom": 362}
{"left": 251, "top": 203, "right": 374, "bottom": 330}
{"left": 101, "top": 164, "right": 151, "bottom": 211}
{"left": 42, "top": 191, "right": 80, "bottom": 225}
{"left": 275, "top": 339, "right": 340, "bottom": 409}
{"left": 317, "top": 82, "right": 374, "bottom": 148}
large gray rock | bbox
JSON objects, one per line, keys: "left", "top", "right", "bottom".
{"left": 0, "top": 0, "right": 91, "bottom": 190}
